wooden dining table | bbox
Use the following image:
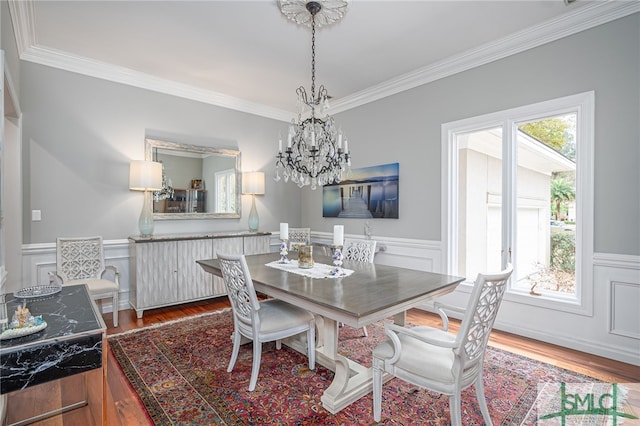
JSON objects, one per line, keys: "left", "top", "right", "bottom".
{"left": 197, "top": 252, "right": 464, "bottom": 414}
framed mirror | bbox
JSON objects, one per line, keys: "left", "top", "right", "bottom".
{"left": 145, "top": 138, "right": 241, "bottom": 220}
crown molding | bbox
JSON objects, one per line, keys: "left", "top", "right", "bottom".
{"left": 329, "top": 1, "right": 640, "bottom": 114}
{"left": 20, "top": 45, "right": 293, "bottom": 121}
{"left": 9, "top": 0, "right": 640, "bottom": 120}
{"left": 7, "top": 0, "right": 35, "bottom": 54}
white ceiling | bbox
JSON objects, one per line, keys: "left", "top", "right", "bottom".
{"left": 8, "top": 1, "right": 639, "bottom": 120}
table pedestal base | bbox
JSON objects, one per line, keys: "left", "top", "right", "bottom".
{"left": 286, "top": 312, "right": 403, "bottom": 414}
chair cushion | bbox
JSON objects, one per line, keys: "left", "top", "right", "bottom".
{"left": 66, "top": 278, "right": 118, "bottom": 293}
{"left": 373, "top": 326, "right": 458, "bottom": 383}
{"left": 258, "top": 299, "right": 314, "bottom": 335}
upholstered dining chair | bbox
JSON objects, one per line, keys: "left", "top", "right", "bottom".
{"left": 372, "top": 264, "right": 513, "bottom": 425}
{"left": 342, "top": 238, "right": 377, "bottom": 337}
{"left": 288, "top": 227, "right": 311, "bottom": 251}
{"left": 50, "top": 236, "right": 120, "bottom": 327}
{"left": 217, "top": 252, "right": 316, "bottom": 391}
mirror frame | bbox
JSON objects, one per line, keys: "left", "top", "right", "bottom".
{"left": 145, "top": 138, "right": 242, "bottom": 220}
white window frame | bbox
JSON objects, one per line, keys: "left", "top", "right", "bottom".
{"left": 215, "top": 168, "right": 236, "bottom": 213}
{"left": 441, "top": 92, "right": 594, "bottom": 315}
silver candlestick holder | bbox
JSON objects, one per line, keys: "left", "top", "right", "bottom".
{"left": 330, "top": 245, "right": 345, "bottom": 276}
{"left": 279, "top": 239, "right": 290, "bottom": 264}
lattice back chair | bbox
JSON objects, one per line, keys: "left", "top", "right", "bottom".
{"left": 342, "top": 238, "right": 377, "bottom": 336}
{"left": 372, "top": 264, "right": 513, "bottom": 425}
{"left": 217, "top": 252, "right": 316, "bottom": 391}
{"left": 343, "top": 238, "right": 377, "bottom": 263}
{"left": 288, "top": 227, "right": 311, "bottom": 251}
{"left": 52, "top": 236, "right": 120, "bottom": 327}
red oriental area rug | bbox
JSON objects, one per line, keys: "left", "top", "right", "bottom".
{"left": 108, "top": 309, "right": 598, "bottom": 425}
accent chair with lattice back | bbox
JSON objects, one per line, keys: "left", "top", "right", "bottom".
{"left": 342, "top": 238, "right": 377, "bottom": 336}
{"left": 50, "top": 236, "right": 120, "bottom": 327}
{"left": 288, "top": 227, "right": 311, "bottom": 251}
{"left": 217, "top": 252, "right": 316, "bottom": 391}
{"left": 372, "top": 264, "right": 513, "bottom": 425}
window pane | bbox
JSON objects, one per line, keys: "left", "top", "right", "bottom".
{"left": 515, "top": 114, "right": 576, "bottom": 295}
{"left": 457, "top": 127, "right": 503, "bottom": 279}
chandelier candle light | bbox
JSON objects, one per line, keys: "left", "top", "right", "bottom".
{"left": 275, "top": 0, "right": 351, "bottom": 189}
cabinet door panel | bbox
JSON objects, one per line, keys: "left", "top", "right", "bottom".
{"left": 211, "top": 238, "right": 244, "bottom": 296}
{"left": 243, "top": 235, "right": 271, "bottom": 255}
{"left": 177, "top": 239, "right": 213, "bottom": 301}
{"left": 136, "top": 241, "right": 178, "bottom": 308}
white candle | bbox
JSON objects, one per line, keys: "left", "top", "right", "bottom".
{"left": 311, "top": 130, "right": 316, "bottom": 147}
{"left": 278, "top": 138, "right": 282, "bottom": 152}
{"left": 338, "top": 133, "right": 343, "bottom": 149}
{"left": 333, "top": 225, "right": 344, "bottom": 246}
{"left": 280, "top": 223, "right": 289, "bottom": 240}
{"left": 344, "top": 139, "right": 349, "bottom": 153}
{"left": 287, "top": 133, "right": 292, "bottom": 148}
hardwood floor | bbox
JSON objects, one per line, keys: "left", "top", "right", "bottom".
{"left": 11, "top": 298, "right": 640, "bottom": 425}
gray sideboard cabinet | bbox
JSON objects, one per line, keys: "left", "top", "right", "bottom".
{"left": 129, "top": 232, "right": 271, "bottom": 318}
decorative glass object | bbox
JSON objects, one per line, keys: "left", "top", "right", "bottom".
{"left": 298, "top": 245, "right": 314, "bottom": 269}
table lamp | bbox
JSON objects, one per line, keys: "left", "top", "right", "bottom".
{"left": 129, "top": 160, "right": 163, "bottom": 237}
{"left": 242, "top": 171, "right": 265, "bottom": 232}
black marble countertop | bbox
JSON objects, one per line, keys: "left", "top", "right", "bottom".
{"left": 1, "top": 284, "right": 106, "bottom": 394}
{"left": 128, "top": 230, "right": 272, "bottom": 243}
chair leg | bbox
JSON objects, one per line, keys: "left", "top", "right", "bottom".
{"left": 227, "top": 330, "right": 241, "bottom": 373}
{"left": 362, "top": 326, "right": 368, "bottom": 337}
{"left": 372, "top": 360, "right": 382, "bottom": 422}
{"left": 249, "top": 340, "right": 262, "bottom": 391}
{"left": 112, "top": 292, "right": 119, "bottom": 327}
{"left": 475, "top": 375, "right": 493, "bottom": 426}
{"left": 449, "top": 394, "right": 462, "bottom": 426}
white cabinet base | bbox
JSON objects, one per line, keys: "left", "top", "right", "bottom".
{"left": 129, "top": 233, "right": 270, "bottom": 317}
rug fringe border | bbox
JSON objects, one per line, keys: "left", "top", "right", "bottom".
{"left": 108, "top": 307, "right": 232, "bottom": 338}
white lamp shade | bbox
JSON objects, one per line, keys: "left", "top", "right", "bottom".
{"left": 129, "top": 160, "right": 163, "bottom": 191}
{"left": 242, "top": 172, "right": 265, "bottom": 195}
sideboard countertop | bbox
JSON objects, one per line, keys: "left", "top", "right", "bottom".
{"left": 128, "top": 230, "right": 272, "bottom": 243}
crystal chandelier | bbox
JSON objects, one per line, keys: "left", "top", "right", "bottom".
{"left": 275, "top": 0, "right": 351, "bottom": 190}
{"left": 153, "top": 163, "right": 174, "bottom": 202}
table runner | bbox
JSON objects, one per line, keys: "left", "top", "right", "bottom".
{"left": 265, "top": 260, "right": 354, "bottom": 279}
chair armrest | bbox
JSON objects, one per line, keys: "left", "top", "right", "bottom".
{"left": 433, "top": 301, "right": 465, "bottom": 331}
{"left": 385, "top": 323, "right": 457, "bottom": 349}
{"left": 382, "top": 322, "right": 457, "bottom": 365}
{"left": 48, "top": 271, "right": 62, "bottom": 285}
{"left": 103, "top": 265, "right": 120, "bottom": 285}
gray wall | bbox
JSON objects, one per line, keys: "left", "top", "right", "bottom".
{"left": 305, "top": 13, "right": 640, "bottom": 256}
{"left": 20, "top": 64, "right": 301, "bottom": 243}
{"left": 18, "top": 13, "right": 640, "bottom": 258}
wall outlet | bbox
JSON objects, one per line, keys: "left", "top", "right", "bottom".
{"left": 32, "top": 210, "right": 42, "bottom": 222}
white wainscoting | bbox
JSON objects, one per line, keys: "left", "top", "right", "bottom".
{"left": 20, "top": 238, "right": 639, "bottom": 365}
{"left": 21, "top": 239, "right": 131, "bottom": 314}
{"left": 595, "top": 253, "right": 640, "bottom": 341}
{"left": 306, "top": 232, "right": 443, "bottom": 272}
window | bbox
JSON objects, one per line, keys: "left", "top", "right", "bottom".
{"left": 215, "top": 169, "right": 236, "bottom": 213}
{"left": 442, "top": 92, "right": 594, "bottom": 314}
